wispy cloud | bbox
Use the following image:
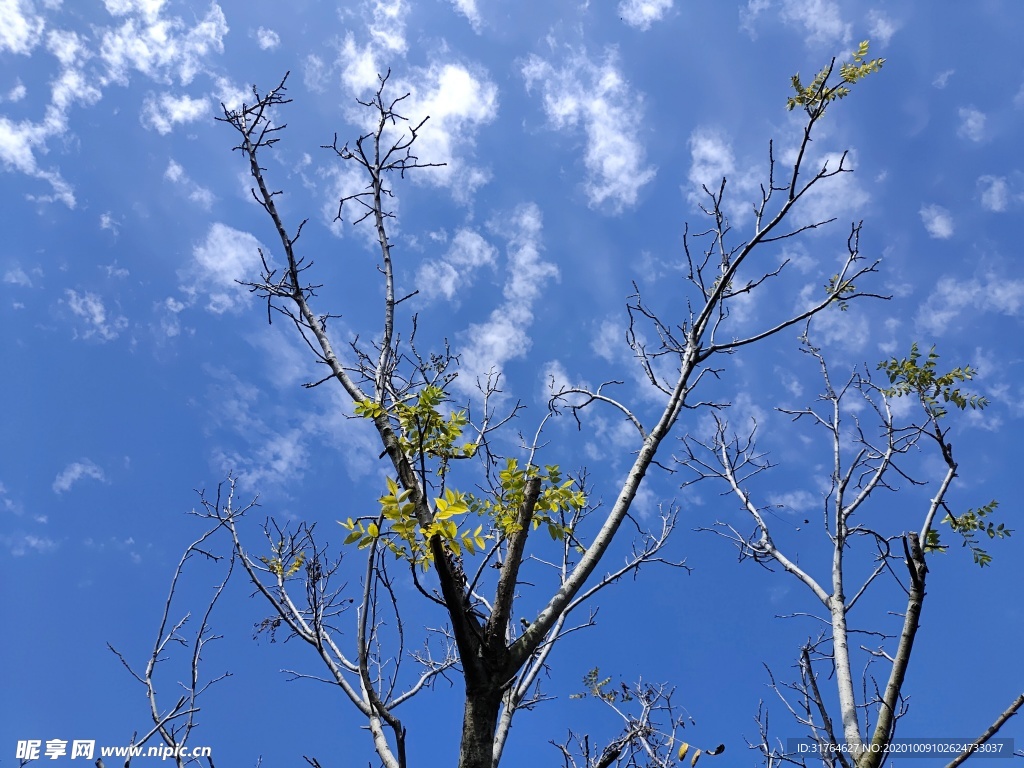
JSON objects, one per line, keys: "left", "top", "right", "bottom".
{"left": 184, "top": 223, "right": 266, "bottom": 314}
{"left": 254, "top": 26, "right": 279, "bottom": 50}
{"left": 334, "top": 0, "right": 409, "bottom": 94}
{"left": 3, "top": 533, "right": 58, "bottom": 556}
{"left": 867, "top": 10, "right": 899, "bottom": 46}
{"left": 978, "top": 175, "right": 1009, "bottom": 212}
{"left": 415, "top": 228, "right": 498, "bottom": 302}
{"left": 919, "top": 204, "right": 954, "bottom": 239}
{"left": 767, "top": 489, "right": 819, "bottom": 514}
{"left": 448, "top": 0, "right": 482, "bottom": 31}
{"left": 457, "top": 203, "right": 558, "bottom": 393}
{"left": 957, "top": 106, "right": 986, "bottom": 142}
{"left": 932, "top": 69, "right": 954, "bottom": 89}
{"left": 53, "top": 459, "right": 106, "bottom": 494}
{"left": 4, "top": 265, "right": 33, "bottom": 287}
{"left": 0, "top": 1, "right": 229, "bottom": 206}
{"left": 141, "top": 92, "right": 211, "bottom": 134}
{"left": 917, "top": 274, "right": 1024, "bottom": 335}
{"left": 65, "top": 289, "right": 128, "bottom": 341}
{"left": 522, "top": 47, "right": 655, "bottom": 212}
{"left": 164, "top": 159, "right": 214, "bottom": 208}
{"left": 686, "top": 127, "right": 759, "bottom": 219}
{"left": 741, "top": 0, "right": 851, "bottom": 46}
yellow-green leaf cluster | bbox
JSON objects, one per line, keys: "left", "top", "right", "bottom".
{"left": 877, "top": 343, "right": 988, "bottom": 419}
{"left": 471, "top": 459, "right": 586, "bottom": 543}
{"left": 570, "top": 667, "right": 631, "bottom": 703}
{"left": 824, "top": 274, "right": 855, "bottom": 310}
{"left": 348, "top": 387, "right": 585, "bottom": 570}
{"left": 356, "top": 387, "right": 477, "bottom": 477}
{"left": 341, "top": 479, "right": 488, "bottom": 570}
{"left": 260, "top": 544, "right": 306, "bottom": 578}
{"left": 787, "top": 40, "right": 884, "bottom": 114}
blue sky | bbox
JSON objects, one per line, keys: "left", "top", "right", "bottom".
{"left": 2, "top": 0, "right": 1023, "bottom": 765}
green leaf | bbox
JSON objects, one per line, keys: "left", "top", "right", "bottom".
{"left": 343, "top": 529, "right": 362, "bottom": 545}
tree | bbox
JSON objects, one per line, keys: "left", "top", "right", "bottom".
{"left": 110, "top": 42, "right": 1019, "bottom": 768}
{"left": 682, "top": 338, "right": 1020, "bottom": 768}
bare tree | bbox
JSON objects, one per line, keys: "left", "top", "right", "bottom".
{"left": 681, "top": 336, "right": 1019, "bottom": 768}
{"left": 105, "top": 528, "right": 231, "bottom": 768}
{"left": 123, "top": 42, "right": 1017, "bottom": 768}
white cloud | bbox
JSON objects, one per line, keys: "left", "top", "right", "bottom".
{"left": 592, "top": 319, "right": 623, "bottom": 362}
{"left": 4, "top": 81, "right": 27, "bottom": 101}
{"left": 164, "top": 159, "right": 214, "bottom": 208}
{"left": 767, "top": 489, "right": 818, "bottom": 514}
{"left": 916, "top": 274, "right": 1024, "bottom": 335}
{"left": 185, "top": 223, "right": 266, "bottom": 314}
{"left": 4, "top": 266, "right": 32, "bottom": 286}
{"left": 98, "top": 2, "right": 228, "bottom": 86}
{"left": 803, "top": 296, "right": 870, "bottom": 352}
{"left": 739, "top": 0, "right": 772, "bottom": 38}
{"left": 415, "top": 228, "right": 497, "bottom": 302}
{"left": 0, "top": 114, "right": 78, "bottom": 206}
{"left": 448, "top": 0, "right": 481, "bottom": 30}
{"left": 780, "top": 0, "right": 850, "bottom": 46}
{"left": 325, "top": 2, "right": 496, "bottom": 200}
{"left": 52, "top": 459, "right": 106, "bottom": 494}
{"left": 957, "top": 106, "right": 986, "bottom": 142}
{"left": 99, "top": 212, "right": 119, "bottom": 234}
{"left": 367, "top": 0, "right": 406, "bottom": 54}
{"left": 103, "top": 262, "right": 128, "bottom": 279}
{"left": 619, "top": 0, "right": 673, "bottom": 31}
{"left": 978, "top": 176, "right": 1009, "bottom": 212}
{"left": 688, "top": 127, "right": 735, "bottom": 193}
{"left": 395, "top": 63, "right": 498, "bottom": 199}
{"left": 867, "top": 10, "right": 898, "bottom": 46}
{"left": 4, "top": 533, "right": 58, "bottom": 556}
{"left": 792, "top": 150, "right": 869, "bottom": 228}
{"left": 919, "top": 204, "right": 954, "bottom": 239}
{"left": 336, "top": 0, "right": 408, "bottom": 93}
{"left": 1, "top": 1, "right": 227, "bottom": 206}
{"left": 0, "top": 0, "right": 46, "bottom": 55}
{"left": 685, "top": 126, "right": 787, "bottom": 224}
{"left": 255, "top": 26, "right": 279, "bottom": 50}
{"left": 65, "top": 289, "right": 128, "bottom": 340}
{"left": 742, "top": 0, "right": 850, "bottom": 46}
{"left": 523, "top": 48, "right": 655, "bottom": 212}
{"left": 141, "top": 91, "right": 210, "bottom": 134}
{"left": 457, "top": 204, "right": 559, "bottom": 392}
{"left": 164, "top": 159, "right": 184, "bottom": 182}
{"left": 337, "top": 36, "right": 383, "bottom": 94}
{"left": 212, "top": 75, "right": 247, "bottom": 114}
{"left": 216, "top": 428, "right": 309, "bottom": 492}
{"left": 318, "top": 161, "right": 377, "bottom": 240}
{"left": 932, "top": 69, "right": 954, "bottom": 89}
{"left": 103, "top": 0, "right": 169, "bottom": 16}
{"left": 156, "top": 295, "right": 186, "bottom": 338}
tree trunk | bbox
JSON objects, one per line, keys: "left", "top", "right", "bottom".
{"left": 459, "top": 682, "right": 503, "bottom": 768}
